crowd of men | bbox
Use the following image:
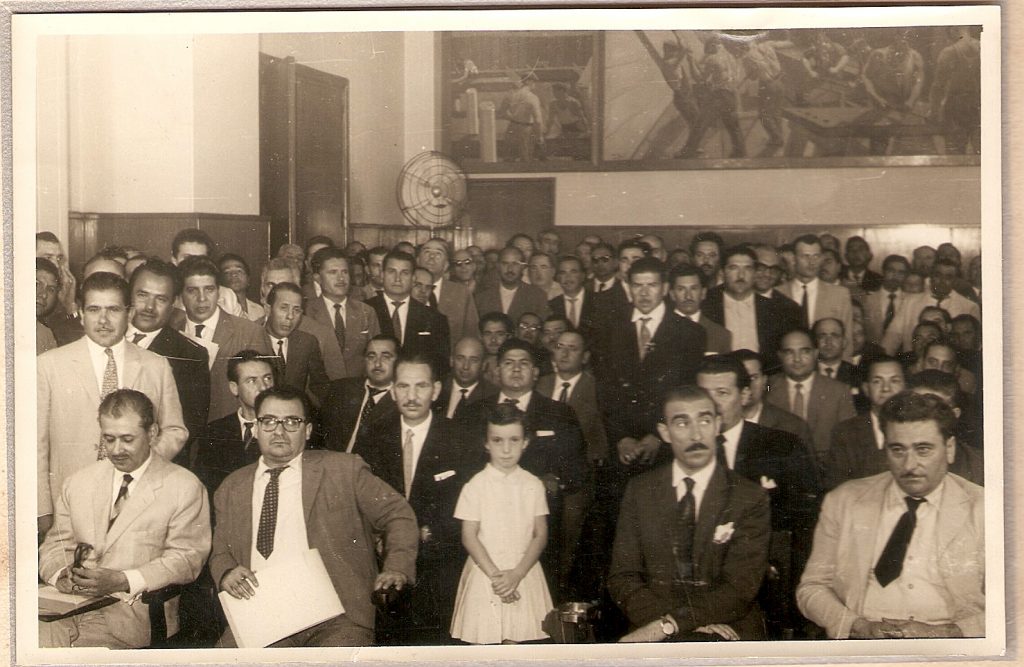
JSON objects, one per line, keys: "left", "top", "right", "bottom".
{"left": 34, "top": 224, "right": 986, "bottom": 648}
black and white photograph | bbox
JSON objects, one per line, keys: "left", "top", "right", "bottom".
{"left": 8, "top": 4, "right": 1006, "bottom": 664}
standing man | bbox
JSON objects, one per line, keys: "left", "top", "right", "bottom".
{"left": 499, "top": 71, "right": 545, "bottom": 162}
{"left": 589, "top": 242, "right": 620, "bottom": 294}
{"left": 668, "top": 263, "right": 731, "bottom": 355}
{"left": 882, "top": 259, "right": 981, "bottom": 356}
{"left": 609, "top": 386, "right": 771, "bottom": 642}
{"left": 797, "top": 392, "right": 984, "bottom": 639}
{"left": 126, "top": 259, "right": 211, "bottom": 467}
{"left": 813, "top": 318, "right": 859, "bottom": 386}
{"left": 733, "top": 348, "right": 815, "bottom": 450}
{"left": 218, "top": 254, "right": 265, "bottom": 323}
{"left": 777, "top": 234, "right": 854, "bottom": 358}
{"left": 862, "top": 254, "right": 911, "bottom": 346}
{"left": 528, "top": 252, "right": 563, "bottom": 300}
{"left": 840, "top": 237, "right": 883, "bottom": 293}
{"left": 690, "top": 231, "right": 724, "bottom": 287}
{"left": 549, "top": 255, "right": 595, "bottom": 338}
{"left": 474, "top": 246, "right": 551, "bottom": 325}
{"left": 210, "top": 387, "right": 418, "bottom": 647}
{"left": 175, "top": 256, "right": 271, "bottom": 423}
{"left": 262, "top": 282, "right": 330, "bottom": 406}
{"left": 418, "top": 238, "right": 480, "bottom": 347}
{"left": 38, "top": 272, "right": 188, "bottom": 538}
{"left": 593, "top": 240, "right": 648, "bottom": 320}
{"left": 35, "top": 260, "right": 60, "bottom": 355}
{"left": 36, "top": 234, "right": 85, "bottom": 345}
{"left": 435, "top": 337, "right": 498, "bottom": 422}
{"left": 320, "top": 335, "right": 399, "bottom": 453}
{"left": 168, "top": 229, "right": 243, "bottom": 318}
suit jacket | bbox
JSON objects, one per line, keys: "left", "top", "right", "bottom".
{"left": 37, "top": 338, "right": 189, "bottom": 517}
{"left": 434, "top": 378, "right": 498, "bottom": 421}
{"left": 797, "top": 472, "right": 985, "bottom": 638}
{"left": 777, "top": 280, "right": 854, "bottom": 360}
{"left": 146, "top": 327, "right": 211, "bottom": 466}
{"left": 436, "top": 277, "right": 479, "bottom": 349}
{"left": 38, "top": 455, "right": 210, "bottom": 648}
{"left": 41, "top": 304, "right": 84, "bottom": 346}
{"left": 209, "top": 450, "right": 419, "bottom": 632}
{"left": 701, "top": 286, "right": 800, "bottom": 371}
{"left": 608, "top": 463, "right": 771, "bottom": 639}
{"left": 37, "top": 320, "right": 58, "bottom": 355}
{"left": 474, "top": 281, "right": 551, "bottom": 324}
{"left": 765, "top": 373, "right": 857, "bottom": 463}
{"left": 591, "top": 279, "right": 633, "bottom": 322}
{"left": 193, "top": 412, "right": 260, "bottom": 496}
{"left": 819, "top": 360, "right": 859, "bottom": 387}
{"left": 320, "top": 377, "right": 397, "bottom": 452}
{"left": 825, "top": 414, "right": 886, "bottom": 491}
{"left": 537, "top": 371, "right": 609, "bottom": 462}
{"left": 755, "top": 402, "right": 815, "bottom": 454}
{"left": 305, "top": 295, "right": 380, "bottom": 379}
{"left": 366, "top": 294, "right": 450, "bottom": 371}
{"left": 861, "top": 288, "right": 910, "bottom": 345}
{"left": 265, "top": 328, "right": 330, "bottom": 404}
{"left": 175, "top": 309, "right": 271, "bottom": 423}
{"left": 881, "top": 290, "right": 981, "bottom": 355}
{"left": 839, "top": 267, "right": 883, "bottom": 294}
{"left": 548, "top": 290, "right": 597, "bottom": 338}
{"left": 694, "top": 313, "right": 732, "bottom": 355}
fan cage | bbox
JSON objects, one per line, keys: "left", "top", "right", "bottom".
{"left": 396, "top": 151, "right": 468, "bottom": 229}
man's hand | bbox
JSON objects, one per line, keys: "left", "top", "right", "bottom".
{"left": 849, "top": 617, "right": 904, "bottom": 639}
{"left": 540, "top": 473, "right": 561, "bottom": 495}
{"left": 695, "top": 623, "right": 740, "bottom": 640}
{"left": 70, "top": 567, "right": 128, "bottom": 597}
{"left": 635, "top": 435, "right": 662, "bottom": 465}
{"left": 885, "top": 618, "right": 963, "bottom": 638}
{"left": 220, "top": 565, "right": 259, "bottom": 600}
{"left": 54, "top": 568, "right": 74, "bottom": 594}
{"left": 37, "top": 515, "right": 53, "bottom": 544}
{"left": 618, "top": 618, "right": 668, "bottom": 643}
{"left": 58, "top": 264, "right": 77, "bottom": 316}
{"left": 617, "top": 437, "right": 640, "bottom": 464}
{"left": 374, "top": 570, "right": 408, "bottom": 591}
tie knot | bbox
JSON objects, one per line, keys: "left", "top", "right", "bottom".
{"left": 244, "top": 421, "right": 254, "bottom": 429}
{"left": 504, "top": 397, "right": 519, "bottom": 407}
{"left": 459, "top": 388, "right": 469, "bottom": 396}
{"left": 795, "top": 382, "right": 803, "bottom": 391}
{"left": 367, "top": 385, "right": 386, "bottom": 397}
{"left": 405, "top": 429, "right": 415, "bottom": 441}
{"left": 683, "top": 477, "right": 695, "bottom": 493}
{"left": 904, "top": 496, "right": 926, "bottom": 513}
{"left": 105, "top": 347, "right": 114, "bottom": 358}
{"left": 562, "top": 382, "right": 571, "bottom": 390}
{"left": 334, "top": 303, "right": 342, "bottom": 312}
{"left": 640, "top": 317, "right": 651, "bottom": 324}
{"left": 889, "top": 292, "right": 896, "bottom": 301}
{"left": 567, "top": 296, "right": 577, "bottom": 303}
{"left": 267, "top": 466, "right": 287, "bottom": 480}
{"left": 122, "top": 473, "right": 133, "bottom": 484}
{"left": 392, "top": 300, "right": 403, "bottom": 309}
{"left": 131, "top": 332, "right": 146, "bottom": 344}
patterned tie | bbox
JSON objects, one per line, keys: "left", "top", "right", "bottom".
{"left": 638, "top": 317, "right": 653, "bottom": 361}
{"left": 333, "top": 303, "right": 346, "bottom": 351}
{"left": 350, "top": 386, "right": 386, "bottom": 452}
{"left": 793, "top": 382, "right": 806, "bottom": 420}
{"left": 875, "top": 496, "right": 926, "bottom": 587}
{"left": 558, "top": 382, "right": 571, "bottom": 403}
{"left": 883, "top": 292, "right": 897, "bottom": 332}
{"left": 194, "top": 324, "right": 205, "bottom": 339}
{"left": 448, "top": 387, "right": 469, "bottom": 419}
{"left": 101, "top": 348, "right": 118, "bottom": 399}
{"left": 108, "top": 473, "right": 133, "bottom": 530}
{"left": 256, "top": 466, "right": 287, "bottom": 559}
{"left": 131, "top": 332, "right": 146, "bottom": 345}
{"left": 566, "top": 297, "right": 578, "bottom": 327}
{"left": 391, "top": 301, "right": 404, "bottom": 344}
{"left": 673, "top": 477, "right": 696, "bottom": 582}
{"left": 800, "top": 284, "right": 810, "bottom": 328}
{"left": 402, "top": 429, "right": 415, "bottom": 498}
{"left": 276, "top": 338, "right": 286, "bottom": 364}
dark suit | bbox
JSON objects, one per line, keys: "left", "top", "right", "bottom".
{"left": 433, "top": 379, "right": 498, "bottom": 421}
{"left": 366, "top": 294, "right": 450, "bottom": 372}
{"left": 209, "top": 450, "right": 419, "bottom": 642}
{"left": 145, "top": 326, "right": 211, "bottom": 468}
{"left": 825, "top": 414, "right": 885, "bottom": 491}
{"left": 549, "top": 290, "right": 597, "bottom": 338}
{"left": 839, "top": 267, "right": 883, "bottom": 293}
{"left": 474, "top": 281, "right": 551, "bottom": 324}
{"left": 591, "top": 279, "right": 632, "bottom": 321}
{"left": 537, "top": 372, "right": 608, "bottom": 463}
{"left": 40, "top": 304, "right": 84, "bottom": 345}
{"left": 193, "top": 412, "right": 260, "bottom": 496}
{"left": 692, "top": 313, "right": 732, "bottom": 355}
{"left": 435, "top": 277, "right": 479, "bottom": 349}
{"left": 320, "top": 377, "right": 397, "bottom": 452}
{"left": 608, "top": 463, "right": 770, "bottom": 640}
{"left": 265, "top": 328, "right": 330, "bottom": 404}
{"left": 702, "top": 286, "right": 800, "bottom": 371}
{"left": 354, "top": 415, "right": 471, "bottom": 643}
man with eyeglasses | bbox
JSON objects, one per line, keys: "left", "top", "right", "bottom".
{"left": 211, "top": 386, "right": 418, "bottom": 647}
{"left": 474, "top": 246, "right": 550, "bottom": 325}
{"left": 37, "top": 272, "right": 188, "bottom": 541}
{"left": 589, "top": 242, "right": 619, "bottom": 294}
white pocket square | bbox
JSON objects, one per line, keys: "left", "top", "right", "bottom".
{"left": 418, "top": 331, "right": 431, "bottom": 336}
{"left": 434, "top": 470, "right": 456, "bottom": 482}
{"left": 760, "top": 476, "right": 778, "bottom": 490}
{"left": 537, "top": 430, "right": 555, "bottom": 437}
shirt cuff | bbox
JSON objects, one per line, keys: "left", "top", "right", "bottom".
{"left": 47, "top": 567, "right": 66, "bottom": 588}
{"left": 123, "top": 569, "right": 147, "bottom": 597}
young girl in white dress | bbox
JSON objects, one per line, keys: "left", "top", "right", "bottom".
{"left": 449, "top": 404, "right": 554, "bottom": 644}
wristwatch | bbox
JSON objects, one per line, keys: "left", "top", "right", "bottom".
{"left": 660, "top": 614, "right": 677, "bottom": 637}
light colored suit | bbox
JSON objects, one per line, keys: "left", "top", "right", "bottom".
{"left": 306, "top": 296, "right": 380, "bottom": 379}
{"left": 881, "top": 291, "right": 981, "bottom": 355}
{"left": 779, "top": 279, "right": 854, "bottom": 359}
{"left": 765, "top": 373, "right": 856, "bottom": 464}
{"left": 436, "top": 276, "right": 479, "bottom": 350}
{"left": 37, "top": 338, "right": 188, "bottom": 517}
{"left": 797, "top": 472, "right": 984, "bottom": 638}
{"left": 38, "top": 455, "right": 211, "bottom": 648}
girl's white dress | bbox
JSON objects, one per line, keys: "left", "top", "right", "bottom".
{"left": 449, "top": 463, "right": 553, "bottom": 644}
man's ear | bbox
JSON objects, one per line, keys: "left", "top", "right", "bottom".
{"left": 945, "top": 435, "right": 956, "bottom": 465}
{"left": 228, "top": 381, "right": 240, "bottom": 399}
{"left": 656, "top": 422, "right": 670, "bottom": 443}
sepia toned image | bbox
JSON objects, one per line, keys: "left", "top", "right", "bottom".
{"left": 8, "top": 4, "right": 1005, "bottom": 664}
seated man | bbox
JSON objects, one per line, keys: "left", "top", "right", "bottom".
{"left": 210, "top": 386, "right": 418, "bottom": 647}
{"left": 609, "top": 385, "right": 771, "bottom": 642}
{"left": 39, "top": 389, "right": 211, "bottom": 648}
{"left": 797, "top": 392, "right": 984, "bottom": 639}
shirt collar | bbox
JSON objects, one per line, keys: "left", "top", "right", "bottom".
{"left": 125, "top": 326, "right": 157, "bottom": 347}
{"left": 788, "top": 373, "right": 815, "bottom": 393}
{"left": 454, "top": 380, "right": 479, "bottom": 393}
{"left": 257, "top": 449, "right": 304, "bottom": 476}
{"left": 631, "top": 300, "right": 666, "bottom": 324}
{"left": 400, "top": 412, "right": 433, "bottom": 440}
{"left": 554, "top": 371, "right": 582, "bottom": 395}
{"left": 498, "top": 391, "right": 532, "bottom": 411}
{"left": 116, "top": 451, "right": 153, "bottom": 485}
{"left": 322, "top": 294, "right": 348, "bottom": 310}
{"left": 186, "top": 306, "right": 221, "bottom": 335}
{"left": 672, "top": 457, "right": 716, "bottom": 492}
{"left": 886, "top": 474, "right": 945, "bottom": 507}
{"left": 869, "top": 412, "right": 885, "bottom": 449}
{"left": 86, "top": 335, "right": 127, "bottom": 356}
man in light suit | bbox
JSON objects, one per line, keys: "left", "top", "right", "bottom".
{"left": 669, "top": 263, "right": 731, "bottom": 354}
{"left": 882, "top": 259, "right": 981, "bottom": 356}
{"left": 39, "top": 390, "right": 210, "bottom": 648}
{"left": 175, "top": 256, "right": 271, "bottom": 423}
{"left": 434, "top": 337, "right": 498, "bottom": 422}
{"left": 777, "top": 235, "right": 854, "bottom": 360}
{"left": 609, "top": 385, "right": 771, "bottom": 642}
{"left": 262, "top": 282, "right": 330, "bottom": 406}
{"left": 38, "top": 272, "right": 188, "bottom": 539}
{"left": 797, "top": 392, "right": 984, "bottom": 639}
{"left": 418, "top": 237, "right": 479, "bottom": 348}
{"left": 354, "top": 352, "right": 472, "bottom": 645}
{"left": 210, "top": 386, "right": 418, "bottom": 647}
{"left": 861, "top": 254, "right": 910, "bottom": 345}
{"left": 474, "top": 246, "right": 551, "bottom": 325}
{"left": 766, "top": 329, "right": 856, "bottom": 467}
{"left": 305, "top": 247, "right": 381, "bottom": 379}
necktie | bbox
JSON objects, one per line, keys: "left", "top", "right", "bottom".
{"left": 673, "top": 477, "right": 696, "bottom": 582}
{"left": 101, "top": 348, "right": 118, "bottom": 399}
{"left": 276, "top": 338, "right": 285, "bottom": 364}
{"left": 448, "top": 387, "right": 469, "bottom": 419}
{"left": 108, "top": 473, "right": 133, "bottom": 529}
{"left": 131, "top": 332, "right": 146, "bottom": 345}
{"left": 824, "top": 366, "right": 834, "bottom": 378}
{"left": 883, "top": 292, "right": 897, "bottom": 332}
{"left": 793, "top": 382, "right": 805, "bottom": 420}
{"left": 402, "top": 429, "right": 415, "bottom": 498}
{"left": 598, "top": 281, "right": 607, "bottom": 292}
{"left": 350, "top": 387, "right": 386, "bottom": 452}
{"left": 256, "top": 466, "right": 287, "bottom": 559}
{"left": 800, "top": 284, "right": 809, "bottom": 328}
{"left": 558, "top": 382, "right": 571, "bottom": 403}
{"left": 504, "top": 397, "right": 520, "bottom": 409}
{"left": 566, "top": 297, "right": 578, "bottom": 327}
{"left": 875, "top": 496, "right": 926, "bottom": 587}
{"left": 428, "top": 291, "right": 439, "bottom": 309}
{"left": 333, "top": 303, "right": 346, "bottom": 351}
{"left": 715, "top": 433, "right": 728, "bottom": 468}
{"left": 391, "top": 301, "right": 404, "bottom": 344}
{"left": 242, "top": 421, "right": 257, "bottom": 461}
{"left": 194, "top": 323, "right": 205, "bottom": 339}
{"left": 638, "top": 317, "right": 653, "bottom": 361}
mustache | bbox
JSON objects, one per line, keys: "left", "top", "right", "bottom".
{"left": 685, "top": 443, "right": 709, "bottom": 453}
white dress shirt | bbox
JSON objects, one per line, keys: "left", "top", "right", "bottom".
{"left": 498, "top": 390, "right": 533, "bottom": 413}
{"left": 792, "top": 278, "right": 820, "bottom": 325}
{"left": 552, "top": 372, "right": 582, "bottom": 402}
{"left": 447, "top": 381, "right": 478, "bottom": 419}
{"left": 869, "top": 411, "right": 885, "bottom": 449}
{"left": 268, "top": 333, "right": 289, "bottom": 362}
{"left": 631, "top": 301, "right": 666, "bottom": 346}
{"left": 786, "top": 374, "right": 816, "bottom": 415}
{"left": 718, "top": 419, "right": 744, "bottom": 470}
{"left": 387, "top": 298, "right": 410, "bottom": 343}
{"left": 185, "top": 306, "right": 221, "bottom": 340}
{"left": 108, "top": 453, "right": 154, "bottom": 595}
{"left": 347, "top": 383, "right": 393, "bottom": 452}
{"left": 250, "top": 454, "right": 309, "bottom": 570}
{"left": 85, "top": 337, "right": 126, "bottom": 392}
{"left": 671, "top": 459, "right": 716, "bottom": 517}
{"left": 722, "top": 292, "right": 759, "bottom": 352}
{"left": 125, "top": 326, "right": 157, "bottom": 350}
{"left": 499, "top": 284, "right": 519, "bottom": 314}
{"left": 323, "top": 295, "right": 347, "bottom": 328}
{"left": 401, "top": 413, "right": 433, "bottom": 490}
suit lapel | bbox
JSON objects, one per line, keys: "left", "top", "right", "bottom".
{"left": 848, "top": 476, "right": 889, "bottom": 603}
{"left": 232, "top": 465, "right": 258, "bottom": 568}
{"left": 936, "top": 476, "right": 970, "bottom": 552}
{"left": 105, "top": 455, "right": 166, "bottom": 547}
{"left": 212, "top": 310, "right": 233, "bottom": 345}
{"left": 302, "top": 452, "right": 324, "bottom": 525}
{"left": 694, "top": 465, "right": 729, "bottom": 573}
{"left": 71, "top": 341, "right": 101, "bottom": 405}
{"left": 92, "top": 464, "right": 113, "bottom": 551}
{"left": 121, "top": 343, "right": 142, "bottom": 391}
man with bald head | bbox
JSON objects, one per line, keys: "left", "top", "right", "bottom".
{"left": 435, "top": 337, "right": 497, "bottom": 421}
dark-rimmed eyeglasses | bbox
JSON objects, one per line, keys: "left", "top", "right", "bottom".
{"left": 256, "top": 416, "right": 306, "bottom": 432}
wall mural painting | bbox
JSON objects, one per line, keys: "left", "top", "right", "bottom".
{"left": 443, "top": 26, "right": 981, "bottom": 172}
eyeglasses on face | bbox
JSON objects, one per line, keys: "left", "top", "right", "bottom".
{"left": 256, "top": 416, "right": 306, "bottom": 432}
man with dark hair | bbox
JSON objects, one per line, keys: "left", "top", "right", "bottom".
{"left": 668, "top": 263, "right": 731, "bottom": 354}
{"left": 305, "top": 246, "right": 381, "bottom": 378}
{"left": 37, "top": 231, "right": 80, "bottom": 326}
{"left": 882, "top": 258, "right": 980, "bottom": 356}
{"left": 127, "top": 259, "right": 211, "bottom": 467}
{"left": 819, "top": 248, "right": 843, "bottom": 286}
{"left": 950, "top": 313, "right": 982, "bottom": 375}
{"left": 83, "top": 254, "right": 126, "bottom": 279}
{"left": 363, "top": 245, "right": 390, "bottom": 301}
{"left": 689, "top": 231, "right": 724, "bottom": 286}
{"left": 320, "top": 335, "right": 400, "bottom": 452}
{"left": 418, "top": 237, "right": 480, "bottom": 347}
{"left": 798, "top": 392, "right": 984, "bottom": 639}
{"left": 169, "top": 228, "right": 243, "bottom": 318}
{"left": 218, "top": 253, "right": 264, "bottom": 323}
{"left": 907, "top": 370, "right": 983, "bottom": 483}
{"left": 589, "top": 241, "right": 620, "bottom": 294}
{"left": 862, "top": 254, "right": 911, "bottom": 345}
{"left": 38, "top": 272, "right": 188, "bottom": 539}
{"left": 840, "top": 236, "right": 882, "bottom": 293}
{"left": 210, "top": 386, "right": 418, "bottom": 647}
{"left": 478, "top": 311, "right": 514, "bottom": 386}
{"left": 593, "top": 239, "right": 649, "bottom": 320}
{"left": 537, "top": 228, "right": 562, "bottom": 257}
{"left": 813, "top": 317, "right": 859, "bottom": 388}
{"left": 174, "top": 256, "right": 270, "bottom": 422}
{"left": 474, "top": 246, "right": 551, "bottom": 325}
{"left": 38, "top": 389, "right": 210, "bottom": 648}
{"left": 734, "top": 348, "right": 815, "bottom": 449}
{"left": 36, "top": 258, "right": 62, "bottom": 354}
{"left": 549, "top": 255, "right": 595, "bottom": 337}
{"left": 263, "top": 282, "right": 330, "bottom": 406}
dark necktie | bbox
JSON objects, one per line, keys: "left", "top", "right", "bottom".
{"left": 504, "top": 397, "right": 520, "bottom": 410}
{"left": 333, "top": 303, "right": 346, "bottom": 351}
{"left": 448, "top": 387, "right": 469, "bottom": 419}
{"left": 108, "top": 473, "right": 133, "bottom": 530}
{"left": 874, "top": 496, "right": 926, "bottom": 587}
{"left": 276, "top": 338, "right": 285, "bottom": 364}
{"left": 242, "top": 421, "right": 258, "bottom": 463}
{"left": 715, "top": 433, "right": 728, "bottom": 468}
{"left": 800, "top": 283, "right": 810, "bottom": 328}
{"left": 824, "top": 366, "right": 834, "bottom": 378}
{"left": 673, "top": 477, "right": 696, "bottom": 582}
{"left": 558, "top": 381, "right": 571, "bottom": 403}
{"left": 354, "top": 386, "right": 386, "bottom": 446}
{"left": 428, "top": 291, "right": 439, "bottom": 309}
{"left": 883, "top": 292, "right": 897, "bottom": 332}
{"left": 638, "top": 317, "right": 653, "bottom": 361}
{"left": 391, "top": 301, "right": 404, "bottom": 343}
{"left": 194, "top": 323, "right": 205, "bottom": 339}
{"left": 131, "top": 332, "right": 146, "bottom": 345}
{"left": 256, "top": 466, "right": 287, "bottom": 559}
